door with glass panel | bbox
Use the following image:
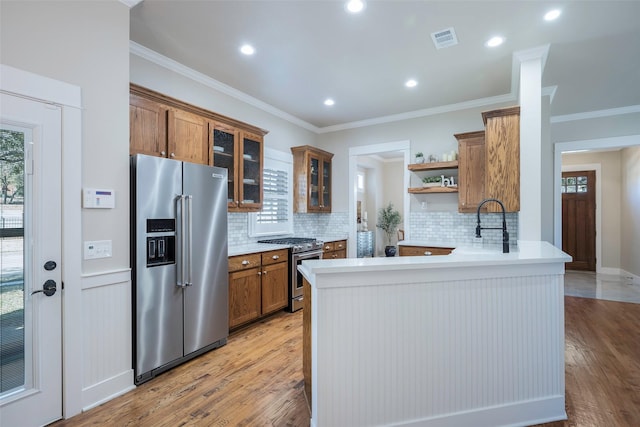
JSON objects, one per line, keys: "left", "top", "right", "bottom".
{"left": 562, "top": 170, "right": 596, "bottom": 271}
{"left": 0, "top": 94, "right": 62, "bottom": 426}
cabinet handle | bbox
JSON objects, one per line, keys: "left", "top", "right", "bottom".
{"left": 242, "top": 260, "right": 250, "bottom": 266}
{"left": 258, "top": 271, "right": 262, "bottom": 276}
{"left": 161, "top": 151, "right": 166, "bottom": 156}
{"left": 263, "top": 270, "right": 267, "bottom": 275}
{"left": 170, "top": 152, "right": 175, "bottom": 158}
{"left": 272, "top": 255, "right": 279, "bottom": 260}
{"left": 338, "top": 244, "right": 344, "bottom": 249}
{"left": 424, "top": 251, "right": 432, "bottom": 256}
{"left": 324, "top": 245, "right": 330, "bottom": 250}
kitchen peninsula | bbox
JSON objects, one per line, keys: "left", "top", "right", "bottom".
{"left": 299, "top": 241, "right": 571, "bottom": 427}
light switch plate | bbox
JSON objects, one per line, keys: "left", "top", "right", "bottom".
{"left": 84, "top": 240, "right": 112, "bottom": 259}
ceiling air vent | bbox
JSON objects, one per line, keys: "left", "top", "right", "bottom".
{"left": 431, "top": 27, "right": 458, "bottom": 49}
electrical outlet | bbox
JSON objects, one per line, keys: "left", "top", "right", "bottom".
{"left": 84, "top": 240, "right": 112, "bottom": 259}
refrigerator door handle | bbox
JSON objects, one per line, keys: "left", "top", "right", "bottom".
{"left": 176, "top": 194, "right": 187, "bottom": 288}
{"left": 185, "top": 195, "right": 193, "bottom": 287}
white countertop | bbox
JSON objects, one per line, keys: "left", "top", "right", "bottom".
{"left": 298, "top": 240, "right": 571, "bottom": 277}
{"left": 228, "top": 243, "right": 289, "bottom": 256}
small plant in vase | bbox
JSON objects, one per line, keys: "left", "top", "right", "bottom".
{"left": 415, "top": 152, "right": 424, "bottom": 164}
{"left": 422, "top": 175, "right": 442, "bottom": 188}
{"left": 376, "top": 202, "right": 402, "bottom": 257}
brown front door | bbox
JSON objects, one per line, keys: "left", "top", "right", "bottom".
{"left": 562, "top": 170, "right": 596, "bottom": 271}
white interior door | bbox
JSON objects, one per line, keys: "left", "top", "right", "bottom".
{"left": 0, "top": 93, "right": 62, "bottom": 426}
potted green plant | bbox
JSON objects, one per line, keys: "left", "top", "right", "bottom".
{"left": 422, "top": 175, "right": 443, "bottom": 187}
{"left": 415, "top": 152, "right": 425, "bottom": 164}
{"left": 376, "top": 202, "right": 402, "bottom": 257}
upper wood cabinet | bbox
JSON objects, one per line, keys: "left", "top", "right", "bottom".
{"left": 455, "top": 130, "right": 485, "bottom": 213}
{"left": 211, "top": 123, "right": 263, "bottom": 211}
{"left": 129, "top": 94, "right": 168, "bottom": 157}
{"left": 168, "top": 109, "right": 209, "bottom": 164}
{"left": 291, "top": 145, "right": 334, "bottom": 213}
{"left": 482, "top": 106, "right": 520, "bottom": 212}
{"left": 130, "top": 84, "right": 268, "bottom": 212}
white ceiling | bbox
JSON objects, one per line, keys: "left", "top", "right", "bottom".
{"left": 129, "top": 1, "right": 640, "bottom": 132}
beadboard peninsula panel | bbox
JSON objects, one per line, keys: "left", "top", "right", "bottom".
{"left": 315, "top": 276, "right": 564, "bottom": 426}
{"left": 300, "top": 242, "right": 569, "bottom": 427}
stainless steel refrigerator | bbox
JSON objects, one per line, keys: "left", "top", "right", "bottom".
{"left": 131, "top": 154, "right": 228, "bottom": 385}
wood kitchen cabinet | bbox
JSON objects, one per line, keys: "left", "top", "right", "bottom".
{"left": 322, "top": 240, "right": 347, "bottom": 259}
{"left": 482, "top": 106, "right": 520, "bottom": 212}
{"left": 167, "top": 109, "right": 209, "bottom": 164}
{"left": 130, "top": 94, "right": 209, "bottom": 165}
{"left": 398, "top": 245, "right": 454, "bottom": 256}
{"left": 455, "top": 130, "right": 486, "bottom": 213}
{"left": 129, "top": 94, "right": 168, "bottom": 157}
{"left": 228, "top": 249, "right": 288, "bottom": 330}
{"left": 291, "top": 145, "right": 334, "bottom": 213}
{"left": 130, "top": 84, "right": 268, "bottom": 211}
{"left": 211, "top": 123, "right": 263, "bottom": 211}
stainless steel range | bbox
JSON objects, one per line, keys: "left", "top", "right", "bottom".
{"left": 258, "top": 237, "right": 323, "bottom": 312}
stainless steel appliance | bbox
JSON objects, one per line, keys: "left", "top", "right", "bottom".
{"left": 258, "top": 237, "right": 323, "bottom": 312}
{"left": 131, "top": 154, "right": 228, "bottom": 385}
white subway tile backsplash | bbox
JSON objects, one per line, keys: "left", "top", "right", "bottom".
{"left": 228, "top": 211, "right": 517, "bottom": 247}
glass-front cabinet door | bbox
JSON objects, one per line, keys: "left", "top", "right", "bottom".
{"left": 321, "top": 157, "right": 331, "bottom": 211}
{"left": 309, "top": 154, "right": 321, "bottom": 211}
{"left": 239, "top": 132, "right": 263, "bottom": 210}
{"left": 211, "top": 123, "right": 237, "bottom": 208}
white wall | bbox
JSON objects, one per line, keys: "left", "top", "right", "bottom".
{"left": 319, "top": 104, "right": 513, "bottom": 214}
{"left": 620, "top": 146, "right": 640, "bottom": 278}
{"left": 1, "top": 0, "right": 133, "bottom": 415}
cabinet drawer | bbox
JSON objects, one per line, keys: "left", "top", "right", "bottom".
{"left": 323, "top": 242, "right": 334, "bottom": 252}
{"left": 228, "top": 253, "right": 261, "bottom": 272}
{"left": 261, "top": 249, "right": 288, "bottom": 266}
{"left": 399, "top": 246, "right": 454, "bottom": 257}
{"left": 334, "top": 240, "right": 347, "bottom": 251}
{"left": 325, "top": 249, "right": 346, "bottom": 259}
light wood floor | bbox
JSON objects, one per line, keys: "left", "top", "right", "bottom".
{"left": 51, "top": 296, "right": 640, "bottom": 427}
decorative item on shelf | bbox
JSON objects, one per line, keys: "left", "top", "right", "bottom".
{"left": 428, "top": 154, "right": 438, "bottom": 163}
{"left": 440, "top": 175, "right": 457, "bottom": 188}
{"left": 415, "top": 152, "right": 425, "bottom": 164}
{"left": 376, "top": 202, "right": 402, "bottom": 257}
{"left": 422, "top": 176, "right": 442, "bottom": 188}
{"left": 362, "top": 211, "right": 368, "bottom": 231}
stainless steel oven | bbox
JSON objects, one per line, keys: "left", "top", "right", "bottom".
{"left": 258, "top": 237, "right": 323, "bottom": 312}
{"left": 290, "top": 248, "right": 323, "bottom": 311}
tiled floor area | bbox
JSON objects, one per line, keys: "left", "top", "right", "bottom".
{"left": 565, "top": 270, "right": 640, "bottom": 304}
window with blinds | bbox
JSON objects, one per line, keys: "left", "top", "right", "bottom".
{"left": 248, "top": 150, "right": 293, "bottom": 236}
{"left": 257, "top": 168, "right": 288, "bottom": 224}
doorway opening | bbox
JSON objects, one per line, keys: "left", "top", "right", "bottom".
{"left": 348, "top": 141, "right": 410, "bottom": 258}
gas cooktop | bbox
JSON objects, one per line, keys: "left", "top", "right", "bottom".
{"left": 258, "top": 237, "right": 323, "bottom": 253}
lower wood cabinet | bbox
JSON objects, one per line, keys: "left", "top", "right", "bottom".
{"left": 398, "top": 245, "right": 454, "bottom": 256}
{"left": 228, "top": 249, "right": 288, "bottom": 330}
{"left": 323, "top": 239, "right": 347, "bottom": 259}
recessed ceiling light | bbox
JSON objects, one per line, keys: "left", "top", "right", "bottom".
{"left": 346, "top": 0, "right": 365, "bottom": 13}
{"left": 486, "top": 36, "right": 504, "bottom": 47}
{"left": 405, "top": 79, "right": 418, "bottom": 88}
{"left": 240, "top": 44, "right": 255, "bottom": 55}
{"left": 324, "top": 99, "right": 335, "bottom": 106}
{"left": 544, "top": 9, "right": 561, "bottom": 21}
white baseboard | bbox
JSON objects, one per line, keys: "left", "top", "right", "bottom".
{"left": 599, "top": 267, "right": 622, "bottom": 275}
{"left": 621, "top": 269, "right": 640, "bottom": 286}
{"left": 82, "top": 369, "right": 135, "bottom": 412}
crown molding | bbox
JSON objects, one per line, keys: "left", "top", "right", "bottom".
{"left": 132, "top": 41, "right": 633, "bottom": 133}
{"left": 550, "top": 105, "right": 640, "bottom": 123}
{"left": 129, "top": 41, "right": 320, "bottom": 133}
{"left": 318, "top": 93, "right": 516, "bottom": 134}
